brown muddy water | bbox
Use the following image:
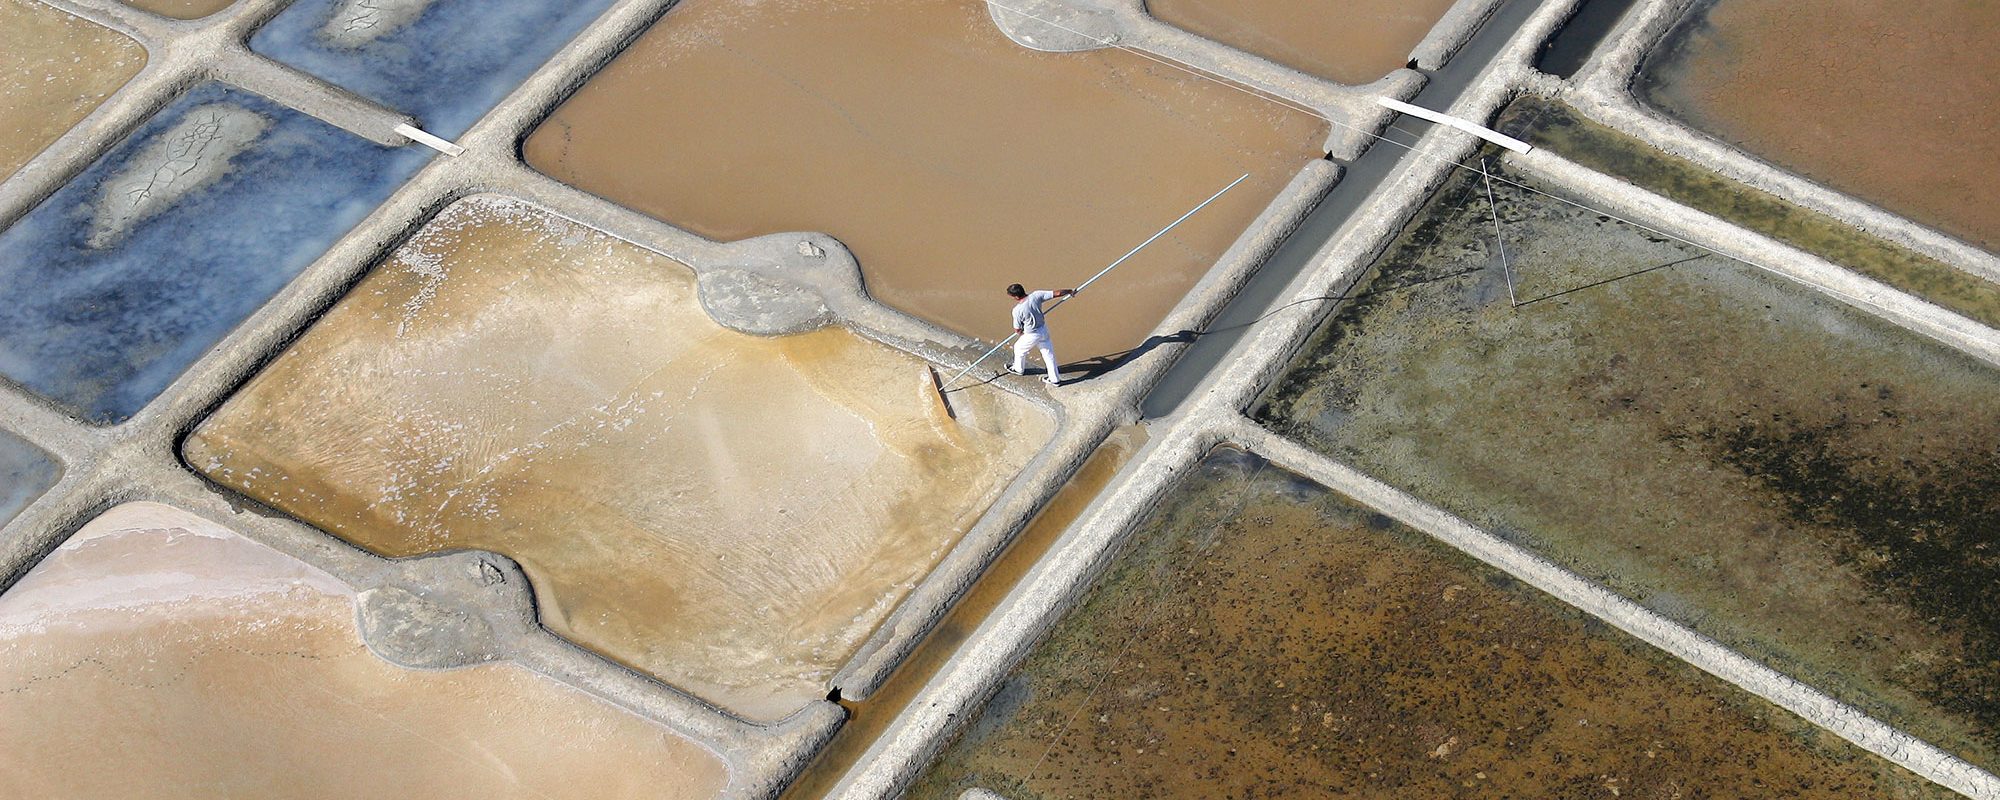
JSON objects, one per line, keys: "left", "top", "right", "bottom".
{"left": 1639, "top": 0, "right": 2000, "bottom": 252}
{"left": 185, "top": 195, "right": 1052, "bottom": 722}
{"left": 1255, "top": 158, "right": 2000, "bottom": 770}
{"left": 1495, "top": 96, "right": 2000, "bottom": 330}
{"left": 0, "top": 502, "right": 730, "bottom": 800}
{"left": 1145, "top": 0, "right": 1456, "bottom": 85}
{"left": 121, "top": 0, "right": 235, "bottom": 19}
{"left": 524, "top": 0, "right": 1327, "bottom": 362}
{"left": 910, "top": 448, "right": 1948, "bottom": 799}
{"left": 782, "top": 425, "right": 1145, "bottom": 799}
{"left": 0, "top": 0, "right": 144, "bottom": 179}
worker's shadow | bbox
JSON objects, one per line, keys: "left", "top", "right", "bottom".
{"left": 1048, "top": 253, "right": 1714, "bottom": 386}
{"left": 1050, "top": 281, "right": 1418, "bottom": 385}
{"left": 1058, "top": 329, "right": 1201, "bottom": 385}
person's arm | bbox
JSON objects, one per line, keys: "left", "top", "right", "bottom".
{"left": 1056, "top": 288, "right": 1076, "bottom": 298}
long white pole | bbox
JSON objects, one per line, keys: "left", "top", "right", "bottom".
{"left": 938, "top": 172, "right": 1250, "bottom": 390}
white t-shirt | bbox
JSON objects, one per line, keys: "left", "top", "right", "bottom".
{"left": 1012, "top": 291, "right": 1056, "bottom": 335}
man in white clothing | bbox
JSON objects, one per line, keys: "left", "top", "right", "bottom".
{"left": 1007, "top": 283, "right": 1073, "bottom": 385}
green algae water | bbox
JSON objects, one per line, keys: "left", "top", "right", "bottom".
{"left": 1256, "top": 159, "right": 2000, "bottom": 771}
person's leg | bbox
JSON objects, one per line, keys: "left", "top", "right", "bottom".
{"left": 1011, "top": 334, "right": 1034, "bottom": 374}
{"left": 1038, "top": 337, "right": 1061, "bottom": 383}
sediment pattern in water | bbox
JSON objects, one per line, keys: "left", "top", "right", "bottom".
{"left": 0, "top": 431, "right": 58, "bottom": 526}
{"left": 120, "top": 0, "right": 234, "bottom": 19}
{"left": 1145, "top": 0, "right": 1454, "bottom": 85}
{"left": 525, "top": 0, "right": 1326, "bottom": 361}
{"left": 0, "top": 502, "right": 730, "bottom": 799}
{"left": 1639, "top": 0, "right": 2000, "bottom": 251}
{"left": 0, "top": 0, "right": 144, "bottom": 180}
{"left": 252, "top": 0, "right": 617, "bottom": 138}
{"left": 0, "top": 83, "right": 429, "bottom": 423}
{"left": 912, "top": 449, "right": 1947, "bottom": 798}
{"left": 1256, "top": 159, "right": 2000, "bottom": 769}
{"left": 187, "top": 196, "right": 1053, "bottom": 721}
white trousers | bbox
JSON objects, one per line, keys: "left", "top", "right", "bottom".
{"left": 1012, "top": 331, "right": 1061, "bottom": 382}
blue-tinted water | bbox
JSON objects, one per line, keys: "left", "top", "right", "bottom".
{"left": 0, "top": 83, "right": 429, "bottom": 423}
{"left": 250, "top": 0, "right": 618, "bottom": 139}
{"left": 0, "top": 431, "right": 58, "bottom": 525}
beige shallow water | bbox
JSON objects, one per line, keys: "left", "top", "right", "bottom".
{"left": 186, "top": 195, "right": 1053, "bottom": 721}
{"left": 1145, "top": 0, "right": 1456, "bottom": 85}
{"left": 0, "top": 0, "right": 144, "bottom": 180}
{"left": 121, "top": 0, "right": 235, "bottom": 19}
{"left": 0, "top": 502, "right": 730, "bottom": 800}
{"left": 1640, "top": 0, "right": 2000, "bottom": 251}
{"left": 525, "top": 0, "right": 1326, "bottom": 362}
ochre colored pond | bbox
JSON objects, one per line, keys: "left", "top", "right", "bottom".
{"left": 1257, "top": 158, "right": 2000, "bottom": 770}
{"left": 1145, "top": 0, "right": 1455, "bottom": 85}
{"left": 0, "top": 502, "right": 730, "bottom": 800}
{"left": 186, "top": 195, "right": 1052, "bottom": 721}
{"left": 121, "top": 0, "right": 235, "bottom": 19}
{"left": 1494, "top": 96, "right": 2000, "bottom": 330}
{"left": 525, "top": 0, "right": 1327, "bottom": 361}
{"left": 0, "top": 0, "right": 144, "bottom": 180}
{"left": 911, "top": 449, "right": 1948, "bottom": 798}
{"left": 1639, "top": 0, "right": 2000, "bottom": 251}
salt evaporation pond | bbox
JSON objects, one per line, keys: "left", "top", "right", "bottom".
{"left": 912, "top": 449, "right": 1947, "bottom": 798}
{"left": 120, "top": 0, "right": 235, "bottom": 20}
{"left": 0, "top": 430, "right": 58, "bottom": 526}
{"left": 186, "top": 195, "right": 1052, "bottom": 721}
{"left": 0, "top": 82, "right": 429, "bottom": 423}
{"left": 1257, "top": 158, "right": 2000, "bottom": 770}
{"left": 0, "top": 502, "right": 730, "bottom": 800}
{"left": 1146, "top": 0, "right": 1455, "bottom": 85}
{"left": 252, "top": 0, "right": 618, "bottom": 138}
{"left": 1639, "top": 0, "right": 2000, "bottom": 251}
{"left": 525, "top": 0, "right": 1326, "bottom": 362}
{"left": 0, "top": 0, "right": 144, "bottom": 180}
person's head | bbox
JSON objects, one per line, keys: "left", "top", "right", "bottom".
{"left": 1006, "top": 283, "right": 1027, "bottom": 299}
